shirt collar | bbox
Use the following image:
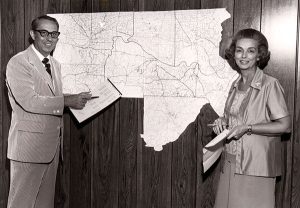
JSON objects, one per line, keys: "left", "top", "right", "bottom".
{"left": 31, "top": 44, "right": 50, "bottom": 62}
{"left": 232, "top": 68, "right": 263, "bottom": 90}
{"left": 250, "top": 69, "right": 263, "bottom": 90}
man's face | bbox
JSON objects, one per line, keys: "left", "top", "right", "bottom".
{"left": 30, "top": 19, "right": 59, "bottom": 57}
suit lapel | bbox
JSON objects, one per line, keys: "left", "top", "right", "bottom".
{"left": 49, "top": 56, "right": 63, "bottom": 96}
{"left": 26, "top": 47, "right": 55, "bottom": 94}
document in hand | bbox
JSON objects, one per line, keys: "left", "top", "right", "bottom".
{"left": 202, "top": 129, "right": 229, "bottom": 173}
{"left": 203, "top": 146, "right": 223, "bottom": 173}
{"left": 205, "top": 129, "right": 229, "bottom": 148}
{"left": 70, "top": 79, "right": 122, "bottom": 123}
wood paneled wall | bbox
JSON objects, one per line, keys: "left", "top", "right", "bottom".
{"left": 1, "top": 0, "right": 299, "bottom": 207}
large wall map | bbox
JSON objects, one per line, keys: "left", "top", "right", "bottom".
{"left": 50, "top": 9, "right": 237, "bottom": 151}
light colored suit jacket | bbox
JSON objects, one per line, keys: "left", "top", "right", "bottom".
{"left": 6, "top": 46, "right": 64, "bottom": 163}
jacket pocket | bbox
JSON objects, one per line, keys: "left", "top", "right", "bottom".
{"left": 17, "top": 120, "right": 45, "bottom": 133}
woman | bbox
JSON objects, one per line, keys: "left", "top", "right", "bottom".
{"left": 212, "top": 28, "right": 291, "bottom": 208}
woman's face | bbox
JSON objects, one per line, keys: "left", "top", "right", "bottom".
{"left": 234, "top": 38, "right": 259, "bottom": 71}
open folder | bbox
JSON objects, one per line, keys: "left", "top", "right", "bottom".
{"left": 70, "top": 79, "right": 122, "bottom": 123}
{"left": 205, "top": 129, "right": 229, "bottom": 148}
{"left": 203, "top": 129, "right": 229, "bottom": 173}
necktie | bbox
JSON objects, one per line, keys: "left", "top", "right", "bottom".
{"left": 42, "top": 58, "right": 52, "bottom": 78}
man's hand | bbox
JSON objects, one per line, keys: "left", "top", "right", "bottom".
{"left": 64, "top": 92, "right": 92, "bottom": 109}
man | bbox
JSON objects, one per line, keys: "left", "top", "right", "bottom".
{"left": 6, "top": 15, "right": 91, "bottom": 208}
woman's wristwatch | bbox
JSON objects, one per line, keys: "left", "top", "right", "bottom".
{"left": 247, "top": 124, "right": 252, "bottom": 135}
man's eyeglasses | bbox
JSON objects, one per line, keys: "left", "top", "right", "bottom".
{"left": 34, "top": 30, "right": 60, "bottom": 39}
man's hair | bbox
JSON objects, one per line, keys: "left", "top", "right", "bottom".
{"left": 224, "top": 28, "right": 271, "bottom": 72}
{"left": 31, "top": 15, "right": 59, "bottom": 30}
{"left": 28, "top": 15, "right": 59, "bottom": 44}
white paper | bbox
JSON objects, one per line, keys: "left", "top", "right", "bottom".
{"left": 70, "top": 80, "right": 121, "bottom": 123}
{"left": 203, "top": 146, "right": 223, "bottom": 173}
{"left": 141, "top": 96, "right": 208, "bottom": 151}
{"left": 205, "top": 129, "right": 229, "bottom": 148}
{"left": 49, "top": 9, "right": 237, "bottom": 150}
{"left": 202, "top": 129, "right": 229, "bottom": 172}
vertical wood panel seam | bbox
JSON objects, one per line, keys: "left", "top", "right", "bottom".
{"left": 294, "top": 0, "right": 300, "bottom": 144}
{"left": 0, "top": 0, "right": 2, "bottom": 187}
{"left": 135, "top": 100, "right": 138, "bottom": 208}
{"left": 136, "top": 100, "right": 138, "bottom": 208}
{"left": 90, "top": 2, "right": 94, "bottom": 207}
{"left": 171, "top": 143, "right": 173, "bottom": 207}
{"left": 67, "top": 4, "right": 71, "bottom": 208}
{"left": 232, "top": 0, "right": 235, "bottom": 33}
{"left": 0, "top": 0, "right": 2, "bottom": 205}
{"left": 118, "top": 101, "right": 120, "bottom": 207}
{"left": 291, "top": 2, "right": 300, "bottom": 207}
{"left": 90, "top": 121, "right": 93, "bottom": 208}
{"left": 232, "top": 0, "right": 236, "bottom": 33}
{"left": 1, "top": 1, "right": 4, "bottom": 204}
{"left": 259, "top": 0, "right": 263, "bottom": 31}
{"left": 194, "top": 119, "right": 199, "bottom": 208}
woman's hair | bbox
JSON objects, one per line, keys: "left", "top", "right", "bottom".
{"left": 28, "top": 15, "right": 59, "bottom": 44}
{"left": 224, "top": 28, "right": 270, "bottom": 72}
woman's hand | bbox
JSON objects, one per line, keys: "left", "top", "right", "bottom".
{"left": 227, "top": 124, "right": 248, "bottom": 140}
{"left": 212, "top": 117, "right": 227, "bottom": 135}
{"left": 226, "top": 116, "right": 291, "bottom": 140}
